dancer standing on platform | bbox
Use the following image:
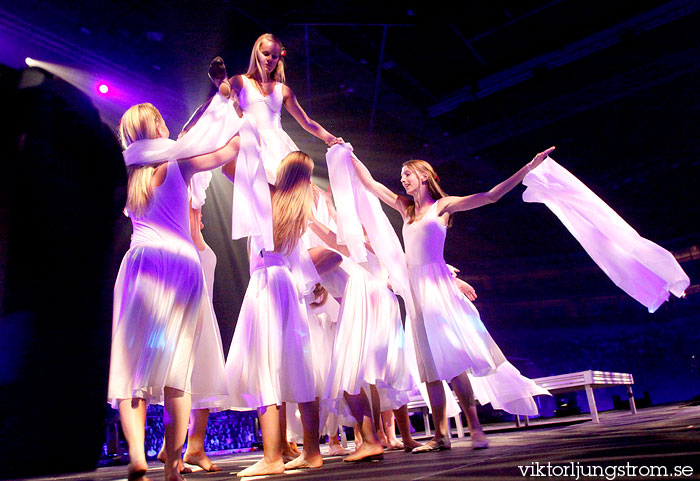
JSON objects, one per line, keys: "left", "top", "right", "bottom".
{"left": 224, "top": 33, "right": 342, "bottom": 185}
{"left": 349, "top": 147, "right": 554, "bottom": 452}
{"left": 108, "top": 101, "right": 240, "bottom": 481}
{"left": 225, "top": 151, "right": 338, "bottom": 477}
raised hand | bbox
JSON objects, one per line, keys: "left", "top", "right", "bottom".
{"left": 528, "top": 146, "right": 556, "bottom": 171}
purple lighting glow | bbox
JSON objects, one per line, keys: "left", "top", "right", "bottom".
{"left": 98, "top": 83, "right": 109, "bottom": 94}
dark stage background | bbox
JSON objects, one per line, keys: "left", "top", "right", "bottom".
{"left": 1, "top": 1, "right": 698, "bottom": 477}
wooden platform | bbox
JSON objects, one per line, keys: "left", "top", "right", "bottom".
{"left": 19, "top": 403, "right": 700, "bottom": 481}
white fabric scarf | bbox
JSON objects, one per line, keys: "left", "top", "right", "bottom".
{"left": 523, "top": 157, "right": 689, "bottom": 312}
{"left": 325, "top": 143, "right": 416, "bottom": 319}
{"left": 122, "top": 93, "right": 242, "bottom": 167}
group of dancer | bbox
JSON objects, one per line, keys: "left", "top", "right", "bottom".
{"left": 108, "top": 33, "right": 553, "bottom": 481}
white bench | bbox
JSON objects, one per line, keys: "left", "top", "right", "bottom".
{"left": 407, "top": 370, "right": 637, "bottom": 435}
{"left": 516, "top": 370, "right": 637, "bottom": 425}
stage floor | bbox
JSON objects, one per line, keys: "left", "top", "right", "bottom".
{"left": 23, "top": 403, "right": 700, "bottom": 480}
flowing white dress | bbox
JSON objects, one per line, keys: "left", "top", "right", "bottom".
{"left": 238, "top": 75, "right": 297, "bottom": 184}
{"left": 225, "top": 238, "right": 318, "bottom": 409}
{"left": 322, "top": 258, "right": 415, "bottom": 404}
{"left": 188, "top": 244, "right": 231, "bottom": 411}
{"left": 108, "top": 161, "right": 228, "bottom": 408}
{"left": 403, "top": 202, "right": 549, "bottom": 415}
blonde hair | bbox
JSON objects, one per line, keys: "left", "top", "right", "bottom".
{"left": 402, "top": 159, "right": 450, "bottom": 225}
{"left": 271, "top": 151, "right": 314, "bottom": 254}
{"left": 119, "top": 103, "right": 165, "bottom": 217}
{"left": 246, "top": 33, "right": 286, "bottom": 83}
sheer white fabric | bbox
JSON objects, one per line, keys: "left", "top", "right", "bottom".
{"left": 325, "top": 143, "right": 416, "bottom": 318}
{"left": 189, "top": 171, "right": 212, "bottom": 209}
{"left": 123, "top": 93, "right": 242, "bottom": 167}
{"left": 188, "top": 244, "right": 230, "bottom": 411}
{"left": 108, "top": 161, "right": 228, "bottom": 408}
{"left": 225, "top": 251, "right": 317, "bottom": 409}
{"left": 231, "top": 119, "right": 274, "bottom": 251}
{"left": 523, "top": 157, "right": 689, "bottom": 312}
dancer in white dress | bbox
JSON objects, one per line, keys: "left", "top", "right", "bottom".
{"left": 224, "top": 33, "right": 342, "bottom": 185}
{"left": 225, "top": 151, "right": 335, "bottom": 477}
{"left": 308, "top": 221, "right": 409, "bottom": 461}
{"left": 108, "top": 102, "right": 240, "bottom": 481}
{"left": 350, "top": 147, "right": 554, "bottom": 452}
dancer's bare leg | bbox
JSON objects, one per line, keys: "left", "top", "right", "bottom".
{"left": 393, "top": 405, "right": 421, "bottom": 451}
{"left": 237, "top": 404, "right": 285, "bottom": 477}
{"left": 118, "top": 398, "right": 149, "bottom": 480}
{"left": 380, "top": 410, "right": 404, "bottom": 450}
{"left": 451, "top": 372, "right": 488, "bottom": 448}
{"left": 342, "top": 389, "right": 384, "bottom": 462}
{"left": 368, "top": 385, "right": 387, "bottom": 447}
{"left": 328, "top": 430, "right": 350, "bottom": 455}
{"left": 285, "top": 400, "right": 323, "bottom": 469}
{"left": 183, "top": 409, "right": 221, "bottom": 471}
{"left": 412, "top": 380, "right": 451, "bottom": 453}
{"left": 326, "top": 413, "right": 349, "bottom": 455}
{"left": 353, "top": 426, "right": 363, "bottom": 449}
{"left": 163, "top": 387, "right": 191, "bottom": 481}
{"left": 278, "top": 402, "right": 300, "bottom": 462}
{"left": 157, "top": 445, "right": 191, "bottom": 474}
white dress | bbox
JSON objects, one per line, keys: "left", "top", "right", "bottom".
{"left": 403, "top": 202, "right": 548, "bottom": 415}
{"left": 322, "top": 258, "right": 416, "bottom": 405}
{"left": 188, "top": 244, "right": 231, "bottom": 411}
{"left": 224, "top": 240, "right": 317, "bottom": 409}
{"left": 108, "top": 161, "right": 228, "bottom": 408}
{"left": 238, "top": 75, "right": 298, "bottom": 184}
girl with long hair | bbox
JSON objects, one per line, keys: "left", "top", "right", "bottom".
{"left": 109, "top": 101, "right": 239, "bottom": 481}
{"left": 349, "top": 147, "right": 555, "bottom": 452}
{"left": 223, "top": 33, "right": 343, "bottom": 185}
{"left": 225, "top": 151, "right": 339, "bottom": 477}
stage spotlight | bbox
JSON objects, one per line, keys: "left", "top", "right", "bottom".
{"left": 25, "top": 57, "right": 35, "bottom": 67}
{"left": 98, "top": 83, "right": 109, "bottom": 94}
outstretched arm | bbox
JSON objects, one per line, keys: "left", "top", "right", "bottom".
{"left": 282, "top": 85, "right": 342, "bottom": 146}
{"left": 438, "top": 146, "right": 555, "bottom": 215}
{"left": 178, "top": 135, "right": 241, "bottom": 184}
{"left": 350, "top": 155, "right": 410, "bottom": 215}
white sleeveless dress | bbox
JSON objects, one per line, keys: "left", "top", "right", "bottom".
{"left": 238, "top": 75, "right": 298, "bottom": 184}
{"left": 402, "top": 202, "right": 548, "bottom": 415}
{"left": 108, "top": 161, "right": 228, "bottom": 408}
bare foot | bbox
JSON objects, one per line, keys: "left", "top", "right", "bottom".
{"left": 328, "top": 444, "right": 350, "bottom": 456}
{"left": 343, "top": 442, "right": 384, "bottom": 462}
{"left": 281, "top": 441, "right": 300, "bottom": 462}
{"left": 377, "top": 430, "right": 389, "bottom": 449}
{"left": 183, "top": 451, "right": 221, "bottom": 472}
{"left": 402, "top": 438, "right": 423, "bottom": 452}
{"left": 471, "top": 430, "right": 489, "bottom": 449}
{"left": 411, "top": 436, "right": 451, "bottom": 453}
{"left": 156, "top": 450, "right": 191, "bottom": 474}
{"left": 127, "top": 460, "right": 148, "bottom": 481}
{"left": 386, "top": 438, "right": 404, "bottom": 450}
{"left": 237, "top": 457, "right": 285, "bottom": 477}
{"left": 284, "top": 453, "right": 323, "bottom": 470}
{"left": 164, "top": 463, "right": 187, "bottom": 481}
{"left": 288, "top": 441, "right": 301, "bottom": 456}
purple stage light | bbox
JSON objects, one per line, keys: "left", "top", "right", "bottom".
{"left": 98, "top": 83, "right": 109, "bottom": 94}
